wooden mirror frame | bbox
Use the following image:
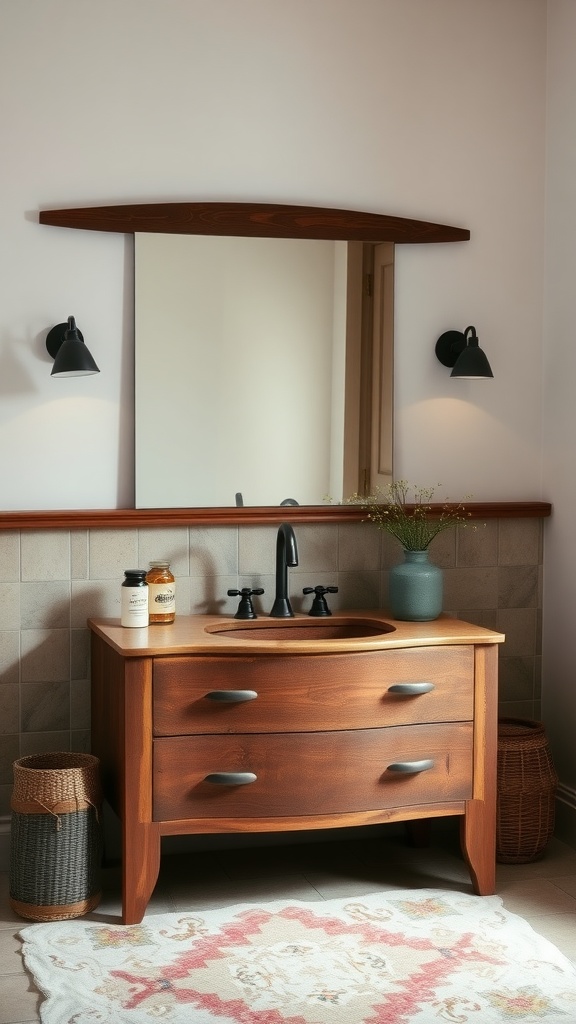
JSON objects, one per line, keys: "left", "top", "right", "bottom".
{"left": 3, "top": 201, "right": 545, "bottom": 530}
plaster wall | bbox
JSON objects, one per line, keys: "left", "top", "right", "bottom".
{"left": 0, "top": 0, "right": 546, "bottom": 507}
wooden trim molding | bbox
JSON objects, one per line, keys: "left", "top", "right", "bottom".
{"left": 39, "top": 202, "right": 470, "bottom": 244}
{"left": 0, "top": 502, "right": 552, "bottom": 530}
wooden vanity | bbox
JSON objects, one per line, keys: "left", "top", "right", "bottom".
{"left": 89, "top": 611, "right": 504, "bottom": 924}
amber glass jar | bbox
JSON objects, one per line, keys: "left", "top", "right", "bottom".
{"left": 146, "top": 561, "right": 176, "bottom": 623}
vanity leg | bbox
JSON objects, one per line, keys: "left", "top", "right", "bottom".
{"left": 122, "top": 821, "right": 161, "bottom": 925}
{"left": 404, "top": 819, "right": 431, "bottom": 848}
{"left": 460, "top": 802, "right": 496, "bottom": 895}
{"left": 461, "top": 643, "right": 498, "bottom": 896}
{"left": 120, "top": 656, "right": 160, "bottom": 924}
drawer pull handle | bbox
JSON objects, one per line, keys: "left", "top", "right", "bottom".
{"left": 204, "top": 772, "right": 257, "bottom": 786}
{"left": 388, "top": 682, "right": 435, "bottom": 695}
{"left": 205, "top": 690, "right": 258, "bottom": 703}
{"left": 387, "top": 759, "right": 435, "bottom": 774}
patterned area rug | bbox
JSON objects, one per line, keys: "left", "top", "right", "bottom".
{"left": 20, "top": 888, "right": 576, "bottom": 1023}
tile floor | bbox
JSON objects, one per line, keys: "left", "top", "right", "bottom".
{"left": 2, "top": 821, "right": 576, "bottom": 1023}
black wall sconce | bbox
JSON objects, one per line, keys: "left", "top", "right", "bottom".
{"left": 46, "top": 315, "right": 100, "bottom": 377}
{"left": 435, "top": 325, "right": 493, "bottom": 379}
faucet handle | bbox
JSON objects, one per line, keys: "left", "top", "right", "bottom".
{"left": 303, "top": 585, "right": 338, "bottom": 617}
{"left": 227, "top": 587, "right": 265, "bottom": 620}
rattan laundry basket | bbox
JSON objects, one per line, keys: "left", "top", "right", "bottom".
{"left": 496, "top": 718, "right": 558, "bottom": 864}
{"left": 10, "top": 752, "right": 103, "bottom": 921}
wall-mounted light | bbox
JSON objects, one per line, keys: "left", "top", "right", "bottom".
{"left": 435, "top": 325, "right": 493, "bottom": 379}
{"left": 46, "top": 315, "right": 100, "bottom": 377}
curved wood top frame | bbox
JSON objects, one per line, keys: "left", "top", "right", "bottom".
{"left": 39, "top": 202, "right": 470, "bottom": 243}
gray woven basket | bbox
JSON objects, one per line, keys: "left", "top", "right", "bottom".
{"left": 10, "top": 752, "right": 103, "bottom": 921}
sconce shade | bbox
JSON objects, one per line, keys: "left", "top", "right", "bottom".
{"left": 435, "top": 325, "right": 493, "bottom": 379}
{"left": 46, "top": 315, "right": 100, "bottom": 377}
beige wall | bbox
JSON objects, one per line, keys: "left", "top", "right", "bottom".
{"left": 0, "top": 0, "right": 546, "bottom": 508}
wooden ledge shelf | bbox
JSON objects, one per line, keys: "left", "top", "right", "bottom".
{"left": 0, "top": 502, "right": 552, "bottom": 530}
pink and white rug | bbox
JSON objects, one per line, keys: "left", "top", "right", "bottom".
{"left": 20, "top": 888, "right": 576, "bottom": 1023}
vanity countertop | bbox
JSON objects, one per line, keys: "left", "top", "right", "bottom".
{"left": 87, "top": 610, "right": 505, "bottom": 657}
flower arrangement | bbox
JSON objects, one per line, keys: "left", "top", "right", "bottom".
{"left": 351, "top": 480, "right": 472, "bottom": 551}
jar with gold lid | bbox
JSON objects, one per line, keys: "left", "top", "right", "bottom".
{"left": 146, "top": 561, "right": 176, "bottom": 623}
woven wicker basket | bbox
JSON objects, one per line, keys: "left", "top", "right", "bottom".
{"left": 496, "top": 718, "right": 558, "bottom": 864}
{"left": 10, "top": 752, "right": 103, "bottom": 921}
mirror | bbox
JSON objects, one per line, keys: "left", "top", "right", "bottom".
{"left": 134, "top": 233, "right": 394, "bottom": 507}
{"left": 37, "top": 201, "right": 469, "bottom": 526}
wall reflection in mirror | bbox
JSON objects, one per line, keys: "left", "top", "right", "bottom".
{"left": 135, "top": 234, "right": 393, "bottom": 508}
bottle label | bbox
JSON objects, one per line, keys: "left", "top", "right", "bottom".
{"left": 121, "top": 587, "right": 149, "bottom": 627}
{"left": 148, "top": 583, "right": 176, "bottom": 614}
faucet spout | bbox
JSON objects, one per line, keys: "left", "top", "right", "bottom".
{"left": 270, "top": 522, "right": 298, "bottom": 618}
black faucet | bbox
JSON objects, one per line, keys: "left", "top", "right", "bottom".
{"left": 270, "top": 523, "right": 299, "bottom": 617}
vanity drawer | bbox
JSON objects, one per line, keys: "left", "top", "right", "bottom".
{"left": 153, "top": 722, "right": 473, "bottom": 819}
{"left": 153, "top": 647, "right": 474, "bottom": 735}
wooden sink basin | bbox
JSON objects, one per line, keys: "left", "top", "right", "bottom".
{"left": 205, "top": 617, "right": 395, "bottom": 641}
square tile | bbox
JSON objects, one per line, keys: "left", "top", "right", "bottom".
{"left": 498, "top": 655, "right": 536, "bottom": 702}
{"left": 20, "top": 582, "right": 70, "bottom": 629}
{"left": 19, "top": 731, "right": 71, "bottom": 756}
{"left": 443, "top": 566, "right": 499, "bottom": 609}
{"left": 20, "top": 629, "right": 69, "bottom": 683}
{"left": 428, "top": 528, "right": 457, "bottom": 568}
{"left": 0, "top": 783, "right": 12, "bottom": 817}
{"left": 0, "top": 735, "right": 19, "bottom": 787}
{"left": 70, "top": 580, "right": 121, "bottom": 626}
{"left": 380, "top": 532, "right": 404, "bottom": 570}
{"left": 190, "top": 575, "right": 244, "bottom": 616}
{"left": 70, "top": 530, "right": 89, "bottom": 580}
{"left": 498, "top": 698, "right": 539, "bottom": 720}
{"left": 0, "top": 533, "right": 19, "bottom": 583}
{"left": 457, "top": 519, "right": 498, "bottom": 566}
{"left": 21, "top": 531, "right": 70, "bottom": 582}
{"left": 0, "top": 971, "right": 41, "bottom": 1024}
{"left": 71, "top": 678, "right": 90, "bottom": 731}
{"left": 0, "top": 632, "right": 20, "bottom": 685}
{"left": 137, "top": 527, "right": 189, "bottom": 576}
{"left": 70, "top": 628, "right": 89, "bottom": 681}
{"left": 338, "top": 522, "right": 379, "bottom": 571}
{"left": 0, "top": 586, "right": 21, "bottom": 631}
{"left": 497, "top": 607, "right": 538, "bottom": 657}
{"left": 88, "top": 529, "right": 139, "bottom": 580}
{"left": 191, "top": 526, "right": 238, "bottom": 576}
{"left": 519, "top": 912, "right": 576, "bottom": 958}
{"left": 498, "top": 565, "right": 539, "bottom": 608}
{"left": 287, "top": 523, "right": 339, "bottom": 574}
{"left": 498, "top": 518, "right": 542, "bottom": 566}
{"left": 333, "top": 571, "right": 381, "bottom": 609}
{"left": 455, "top": 608, "right": 499, "bottom": 630}
{"left": 21, "top": 681, "right": 70, "bottom": 732}
{"left": 496, "top": 877, "right": 576, "bottom": 917}
{"left": 0, "top": 685, "right": 19, "bottom": 735}
{"left": 238, "top": 525, "right": 266, "bottom": 579}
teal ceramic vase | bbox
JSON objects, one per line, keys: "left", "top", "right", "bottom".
{"left": 388, "top": 549, "right": 443, "bottom": 621}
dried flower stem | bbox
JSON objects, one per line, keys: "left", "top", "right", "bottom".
{"left": 350, "top": 480, "right": 472, "bottom": 550}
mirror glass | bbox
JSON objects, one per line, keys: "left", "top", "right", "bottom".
{"left": 134, "top": 233, "right": 394, "bottom": 508}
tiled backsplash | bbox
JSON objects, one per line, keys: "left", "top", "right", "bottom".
{"left": 0, "top": 516, "right": 543, "bottom": 818}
